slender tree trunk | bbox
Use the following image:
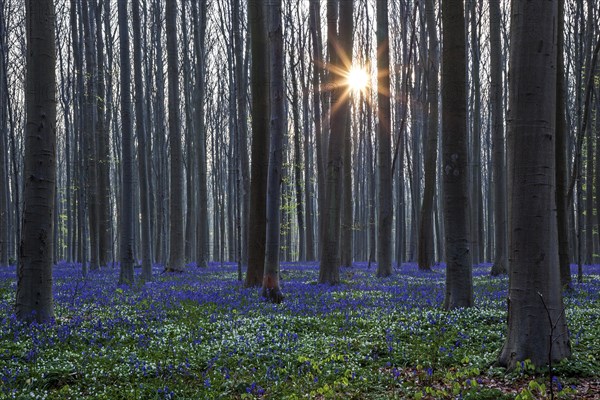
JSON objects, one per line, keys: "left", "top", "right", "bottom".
{"left": 245, "top": 0, "right": 270, "bottom": 287}
{"left": 81, "top": 0, "right": 100, "bottom": 271}
{"left": 469, "top": 0, "right": 482, "bottom": 265}
{"left": 165, "top": 0, "right": 185, "bottom": 272}
{"left": 232, "top": 0, "right": 249, "bottom": 267}
{"left": 191, "top": 0, "right": 209, "bottom": 268}
{"left": 490, "top": 0, "right": 507, "bottom": 276}
{"left": 16, "top": 0, "right": 57, "bottom": 322}
{"left": 417, "top": 0, "right": 439, "bottom": 271}
{"left": 132, "top": 0, "right": 153, "bottom": 282}
{"left": 441, "top": 0, "right": 472, "bottom": 310}
{"left": 93, "top": 0, "right": 111, "bottom": 268}
{"left": 498, "top": 0, "right": 571, "bottom": 369}
{"left": 376, "top": 0, "right": 393, "bottom": 277}
{"left": 118, "top": 0, "right": 135, "bottom": 286}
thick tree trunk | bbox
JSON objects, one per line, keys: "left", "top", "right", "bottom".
{"left": 263, "top": 0, "right": 285, "bottom": 302}
{"left": 441, "top": 0, "right": 472, "bottom": 310}
{"left": 319, "top": 0, "right": 353, "bottom": 284}
{"left": 490, "top": 0, "right": 507, "bottom": 276}
{"left": 16, "top": 0, "right": 57, "bottom": 323}
{"left": 498, "top": 0, "right": 571, "bottom": 369}
{"left": 245, "top": 0, "right": 270, "bottom": 287}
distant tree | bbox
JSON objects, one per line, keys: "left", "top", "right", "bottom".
{"left": 417, "top": 0, "right": 439, "bottom": 272}
{"left": 262, "top": 0, "right": 284, "bottom": 303}
{"left": 165, "top": 0, "right": 185, "bottom": 272}
{"left": 15, "top": 0, "right": 57, "bottom": 322}
{"left": 0, "top": 3, "right": 8, "bottom": 267}
{"left": 191, "top": 0, "right": 209, "bottom": 269}
{"left": 118, "top": 0, "right": 135, "bottom": 286}
{"left": 376, "top": 0, "right": 393, "bottom": 277}
{"left": 319, "top": 0, "right": 353, "bottom": 285}
{"left": 133, "top": 0, "right": 153, "bottom": 282}
{"left": 498, "top": 0, "right": 571, "bottom": 369}
{"left": 441, "top": 0, "right": 472, "bottom": 310}
{"left": 489, "top": 0, "right": 507, "bottom": 276}
{"left": 245, "top": 0, "right": 270, "bottom": 287}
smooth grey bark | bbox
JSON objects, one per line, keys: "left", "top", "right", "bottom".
{"left": 441, "top": 0, "right": 473, "bottom": 310}
{"left": 245, "top": 0, "right": 269, "bottom": 287}
{"left": 288, "top": 18, "right": 306, "bottom": 263}
{"left": 191, "top": 0, "right": 209, "bottom": 268}
{"left": 309, "top": 0, "right": 326, "bottom": 260}
{"left": 555, "top": 0, "right": 571, "bottom": 287}
{"left": 469, "top": 0, "right": 483, "bottom": 265}
{"left": 118, "top": 0, "right": 135, "bottom": 286}
{"left": 319, "top": 0, "right": 353, "bottom": 285}
{"left": 263, "top": 0, "right": 284, "bottom": 302}
{"left": 0, "top": 4, "right": 8, "bottom": 267}
{"left": 165, "top": 0, "right": 185, "bottom": 272}
{"left": 376, "top": 0, "right": 393, "bottom": 277}
{"left": 232, "top": 0, "right": 249, "bottom": 267}
{"left": 489, "top": 0, "right": 507, "bottom": 276}
{"left": 132, "top": 0, "right": 153, "bottom": 282}
{"left": 93, "top": 0, "right": 111, "bottom": 268}
{"left": 341, "top": 110, "right": 353, "bottom": 268}
{"left": 81, "top": 0, "right": 100, "bottom": 271}
{"left": 417, "top": 0, "right": 439, "bottom": 272}
{"left": 16, "top": 0, "right": 57, "bottom": 323}
{"left": 498, "top": 0, "right": 571, "bottom": 369}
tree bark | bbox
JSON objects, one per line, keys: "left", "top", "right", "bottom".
{"left": 165, "top": 0, "right": 185, "bottom": 272}
{"left": 262, "top": 0, "right": 284, "bottom": 302}
{"left": 117, "top": 0, "right": 135, "bottom": 286}
{"left": 16, "top": 0, "right": 57, "bottom": 322}
{"left": 376, "top": 0, "right": 393, "bottom": 277}
{"left": 132, "top": 0, "right": 153, "bottom": 282}
{"left": 498, "top": 0, "right": 571, "bottom": 369}
{"left": 490, "top": 0, "right": 508, "bottom": 276}
{"left": 441, "top": 0, "right": 473, "bottom": 310}
{"left": 319, "top": 0, "right": 353, "bottom": 284}
{"left": 245, "top": 0, "right": 270, "bottom": 287}
{"left": 417, "top": 0, "right": 439, "bottom": 272}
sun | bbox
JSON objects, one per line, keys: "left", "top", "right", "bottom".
{"left": 346, "top": 66, "right": 369, "bottom": 93}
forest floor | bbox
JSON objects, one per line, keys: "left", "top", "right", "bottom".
{"left": 0, "top": 261, "right": 598, "bottom": 399}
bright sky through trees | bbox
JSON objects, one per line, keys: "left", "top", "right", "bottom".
{"left": 346, "top": 65, "right": 370, "bottom": 94}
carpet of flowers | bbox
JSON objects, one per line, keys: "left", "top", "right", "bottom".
{"left": 0, "top": 262, "right": 598, "bottom": 399}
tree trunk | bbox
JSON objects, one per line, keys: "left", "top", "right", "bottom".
{"left": 263, "top": 0, "right": 285, "bottom": 300}
{"left": 376, "top": 0, "right": 393, "bottom": 277}
{"left": 319, "top": 0, "right": 353, "bottom": 284}
{"left": 117, "top": 0, "right": 135, "bottom": 286}
{"left": 16, "top": 0, "right": 57, "bottom": 322}
{"left": 165, "top": 0, "right": 185, "bottom": 272}
{"left": 93, "top": 0, "right": 112, "bottom": 268}
{"left": 441, "top": 0, "right": 472, "bottom": 310}
{"left": 245, "top": 0, "right": 270, "bottom": 287}
{"left": 191, "top": 0, "right": 209, "bottom": 268}
{"left": 132, "top": 0, "right": 153, "bottom": 282}
{"left": 498, "top": 0, "right": 571, "bottom": 369}
{"left": 490, "top": 0, "right": 507, "bottom": 276}
{"left": 417, "top": 0, "right": 439, "bottom": 272}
